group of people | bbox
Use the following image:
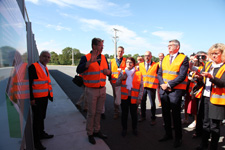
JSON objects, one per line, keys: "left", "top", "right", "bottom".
{"left": 76, "top": 38, "right": 225, "bottom": 150}
{"left": 29, "top": 37, "right": 225, "bottom": 150}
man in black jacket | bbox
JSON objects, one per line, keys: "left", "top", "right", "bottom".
{"left": 29, "top": 51, "right": 54, "bottom": 150}
{"left": 158, "top": 40, "right": 189, "bottom": 148}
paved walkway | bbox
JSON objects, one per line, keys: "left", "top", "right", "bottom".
{"left": 42, "top": 75, "right": 110, "bottom": 150}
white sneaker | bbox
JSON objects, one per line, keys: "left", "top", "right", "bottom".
{"left": 188, "top": 121, "right": 196, "bottom": 129}
{"left": 222, "top": 119, "right": 225, "bottom": 124}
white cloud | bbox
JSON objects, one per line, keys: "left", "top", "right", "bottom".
{"left": 26, "top": 0, "right": 39, "bottom": 4}
{"left": 152, "top": 31, "right": 183, "bottom": 41}
{"left": 155, "top": 26, "right": 164, "bottom": 30}
{"left": 142, "top": 30, "right": 148, "bottom": 33}
{"left": 46, "top": 24, "right": 71, "bottom": 31}
{"left": 47, "top": 0, "right": 131, "bottom": 17}
{"left": 37, "top": 40, "right": 62, "bottom": 54}
{"left": 77, "top": 17, "right": 152, "bottom": 55}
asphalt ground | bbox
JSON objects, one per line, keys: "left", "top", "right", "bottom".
{"left": 48, "top": 65, "right": 225, "bottom": 150}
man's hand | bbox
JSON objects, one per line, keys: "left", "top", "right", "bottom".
{"left": 103, "top": 69, "right": 111, "bottom": 75}
{"left": 86, "top": 49, "right": 101, "bottom": 68}
{"left": 160, "top": 83, "right": 168, "bottom": 91}
{"left": 201, "top": 72, "right": 213, "bottom": 79}
{"left": 136, "top": 99, "right": 141, "bottom": 105}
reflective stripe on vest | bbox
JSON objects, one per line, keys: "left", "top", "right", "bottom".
{"left": 210, "top": 64, "right": 225, "bottom": 105}
{"left": 139, "top": 62, "right": 158, "bottom": 89}
{"left": 82, "top": 53, "right": 108, "bottom": 87}
{"left": 32, "top": 62, "right": 53, "bottom": 98}
{"left": 121, "top": 71, "right": 142, "bottom": 104}
{"left": 203, "top": 61, "right": 213, "bottom": 84}
{"left": 162, "top": 54, "right": 188, "bottom": 90}
{"left": 110, "top": 58, "right": 126, "bottom": 83}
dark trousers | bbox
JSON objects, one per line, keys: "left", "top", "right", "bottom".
{"left": 201, "top": 97, "right": 221, "bottom": 150}
{"left": 141, "top": 88, "right": 156, "bottom": 120}
{"left": 195, "top": 98, "right": 204, "bottom": 136}
{"left": 160, "top": 91, "right": 182, "bottom": 140}
{"left": 32, "top": 97, "right": 48, "bottom": 145}
{"left": 121, "top": 96, "right": 138, "bottom": 130}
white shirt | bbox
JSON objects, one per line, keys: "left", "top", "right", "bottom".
{"left": 145, "top": 61, "right": 152, "bottom": 71}
{"left": 170, "top": 52, "right": 179, "bottom": 63}
{"left": 203, "top": 62, "right": 223, "bottom": 97}
{"left": 167, "top": 52, "right": 179, "bottom": 88}
{"left": 38, "top": 61, "right": 48, "bottom": 76}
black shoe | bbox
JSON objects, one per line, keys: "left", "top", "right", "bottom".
{"left": 121, "top": 130, "right": 127, "bottom": 137}
{"left": 88, "top": 135, "right": 96, "bottom": 144}
{"left": 40, "top": 132, "right": 54, "bottom": 139}
{"left": 133, "top": 129, "right": 138, "bottom": 136}
{"left": 138, "top": 117, "right": 146, "bottom": 122}
{"left": 101, "top": 113, "right": 106, "bottom": 120}
{"left": 150, "top": 119, "right": 156, "bottom": 126}
{"left": 35, "top": 143, "right": 46, "bottom": 150}
{"left": 93, "top": 131, "right": 107, "bottom": 139}
{"left": 192, "top": 133, "right": 202, "bottom": 139}
{"left": 195, "top": 144, "right": 208, "bottom": 150}
{"left": 174, "top": 139, "right": 182, "bottom": 148}
{"left": 158, "top": 135, "right": 173, "bottom": 142}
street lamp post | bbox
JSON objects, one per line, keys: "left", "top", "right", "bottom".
{"left": 113, "top": 28, "right": 119, "bottom": 58}
{"left": 72, "top": 49, "right": 74, "bottom": 65}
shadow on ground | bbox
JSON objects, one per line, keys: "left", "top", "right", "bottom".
{"left": 49, "top": 69, "right": 225, "bottom": 150}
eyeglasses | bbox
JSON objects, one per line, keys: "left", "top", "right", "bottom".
{"left": 126, "top": 61, "right": 133, "bottom": 64}
{"left": 144, "top": 55, "right": 151, "bottom": 57}
{"left": 167, "top": 44, "right": 177, "bottom": 47}
{"left": 211, "top": 52, "right": 221, "bottom": 56}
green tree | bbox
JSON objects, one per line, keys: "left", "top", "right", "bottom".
{"left": 109, "top": 55, "right": 114, "bottom": 59}
{"left": 104, "top": 54, "right": 109, "bottom": 59}
{"left": 132, "top": 54, "right": 139, "bottom": 61}
{"left": 59, "top": 47, "right": 72, "bottom": 65}
{"left": 152, "top": 56, "right": 159, "bottom": 62}
{"left": 123, "top": 54, "right": 131, "bottom": 58}
{"left": 50, "top": 51, "right": 59, "bottom": 64}
{"left": 73, "top": 48, "right": 84, "bottom": 65}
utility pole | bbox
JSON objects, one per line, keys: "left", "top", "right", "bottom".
{"left": 113, "top": 28, "right": 119, "bottom": 58}
{"left": 72, "top": 49, "right": 74, "bottom": 65}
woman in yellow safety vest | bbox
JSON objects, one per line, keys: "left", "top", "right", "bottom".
{"left": 116, "top": 57, "right": 143, "bottom": 137}
{"left": 196, "top": 43, "right": 225, "bottom": 150}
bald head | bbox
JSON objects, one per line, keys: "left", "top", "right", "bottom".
{"left": 158, "top": 53, "right": 164, "bottom": 61}
{"left": 144, "top": 51, "right": 152, "bottom": 63}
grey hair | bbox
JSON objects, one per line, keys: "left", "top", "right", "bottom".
{"left": 40, "top": 50, "right": 50, "bottom": 56}
{"left": 169, "top": 39, "right": 180, "bottom": 48}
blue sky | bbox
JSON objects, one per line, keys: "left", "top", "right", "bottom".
{"left": 25, "top": 0, "right": 225, "bottom": 57}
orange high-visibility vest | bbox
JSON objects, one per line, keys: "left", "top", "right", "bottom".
{"left": 10, "top": 63, "right": 30, "bottom": 102}
{"left": 190, "top": 66, "right": 203, "bottom": 98}
{"left": 139, "top": 62, "right": 158, "bottom": 89}
{"left": 195, "top": 62, "right": 212, "bottom": 98}
{"left": 210, "top": 64, "right": 225, "bottom": 105}
{"left": 121, "top": 70, "right": 142, "bottom": 104}
{"left": 82, "top": 53, "right": 108, "bottom": 87}
{"left": 32, "top": 62, "right": 53, "bottom": 98}
{"left": 157, "top": 61, "right": 162, "bottom": 68}
{"left": 161, "top": 53, "right": 188, "bottom": 90}
{"left": 110, "top": 57, "right": 126, "bottom": 83}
